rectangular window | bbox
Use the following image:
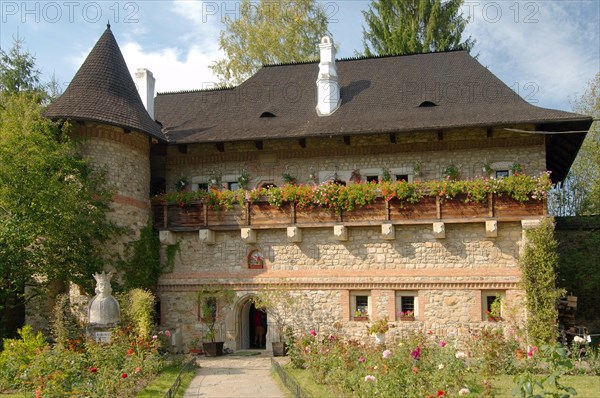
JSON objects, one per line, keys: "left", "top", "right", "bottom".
{"left": 350, "top": 291, "right": 371, "bottom": 320}
{"left": 495, "top": 170, "right": 509, "bottom": 178}
{"left": 366, "top": 175, "right": 379, "bottom": 183}
{"left": 401, "top": 296, "right": 415, "bottom": 313}
{"left": 396, "top": 291, "right": 418, "bottom": 319}
{"left": 395, "top": 174, "right": 409, "bottom": 182}
{"left": 196, "top": 183, "right": 208, "bottom": 191}
{"left": 227, "top": 181, "right": 240, "bottom": 190}
{"left": 482, "top": 291, "right": 504, "bottom": 321}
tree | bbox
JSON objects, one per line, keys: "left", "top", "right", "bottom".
{"left": 362, "top": 0, "right": 474, "bottom": 56}
{"left": 210, "top": 0, "right": 329, "bottom": 86}
{"left": 0, "top": 93, "right": 116, "bottom": 339}
{"left": 0, "top": 34, "right": 42, "bottom": 94}
{"left": 548, "top": 73, "right": 600, "bottom": 216}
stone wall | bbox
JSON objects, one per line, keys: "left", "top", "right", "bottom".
{"left": 164, "top": 126, "right": 545, "bottom": 190}
{"left": 158, "top": 222, "right": 527, "bottom": 349}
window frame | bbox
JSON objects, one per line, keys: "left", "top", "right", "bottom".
{"left": 395, "top": 291, "right": 419, "bottom": 320}
{"left": 350, "top": 290, "right": 371, "bottom": 321}
{"left": 482, "top": 291, "right": 505, "bottom": 321}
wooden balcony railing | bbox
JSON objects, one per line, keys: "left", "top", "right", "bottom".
{"left": 152, "top": 194, "right": 545, "bottom": 231}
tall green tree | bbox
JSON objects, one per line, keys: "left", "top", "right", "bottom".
{"left": 362, "top": 0, "right": 474, "bottom": 56}
{"left": 210, "top": 0, "right": 329, "bottom": 86}
{"left": 548, "top": 73, "right": 600, "bottom": 216}
{"left": 0, "top": 93, "right": 116, "bottom": 339}
{"left": 0, "top": 34, "right": 42, "bottom": 94}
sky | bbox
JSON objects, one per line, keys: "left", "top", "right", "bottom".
{"left": 0, "top": 0, "right": 598, "bottom": 112}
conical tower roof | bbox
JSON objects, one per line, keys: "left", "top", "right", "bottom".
{"left": 46, "top": 25, "right": 164, "bottom": 140}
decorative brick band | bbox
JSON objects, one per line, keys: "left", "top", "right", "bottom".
{"left": 71, "top": 122, "right": 150, "bottom": 153}
{"left": 113, "top": 194, "right": 150, "bottom": 210}
{"left": 157, "top": 281, "right": 520, "bottom": 292}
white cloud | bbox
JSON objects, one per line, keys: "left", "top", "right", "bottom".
{"left": 121, "top": 41, "right": 220, "bottom": 92}
{"left": 464, "top": 1, "right": 599, "bottom": 110}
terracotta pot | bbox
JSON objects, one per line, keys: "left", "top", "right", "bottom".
{"left": 353, "top": 316, "right": 369, "bottom": 321}
{"left": 400, "top": 316, "right": 415, "bottom": 322}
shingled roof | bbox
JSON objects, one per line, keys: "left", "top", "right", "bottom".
{"left": 155, "top": 51, "right": 592, "bottom": 182}
{"left": 45, "top": 25, "right": 164, "bottom": 141}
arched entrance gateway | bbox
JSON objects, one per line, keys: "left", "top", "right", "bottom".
{"left": 238, "top": 296, "right": 267, "bottom": 350}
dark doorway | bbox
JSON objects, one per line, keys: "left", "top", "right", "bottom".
{"left": 249, "top": 302, "right": 267, "bottom": 349}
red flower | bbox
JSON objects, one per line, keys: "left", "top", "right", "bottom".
{"left": 309, "top": 329, "right": 317, "bottom": 336}
{"left": 121, "top": 373, "right": 128, "bottom": 379}
{"left": 127, "top": 348, "right": 134, "bottom": 356}
{"left": 89, "top": 366, "right": 98, "bottom": 373}
{"left": 412, "top": 366, "right": 418, "bottom": 374}
{"left": 134, "top": 367, "right": 141, "bottom": 373}
{"left": 437, "top": 391, "right": 446, "bottom": 397}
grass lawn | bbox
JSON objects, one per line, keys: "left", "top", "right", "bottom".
{"left": 136, "top": 361, "right": 197, "bottom": 398}
{"left": 282, "top": 365, "right": 600, "bottom": 398}
{"left": 492, "top": 374, "right": 600, "bottom": 398}
{"left": 282, "top": 365, "right": 339, "bottom": 398}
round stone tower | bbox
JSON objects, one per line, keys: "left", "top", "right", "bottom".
{"left": 46, "top": 24, "right": 164, "bottom": 249}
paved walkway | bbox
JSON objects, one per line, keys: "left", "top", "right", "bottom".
{"left": 182, "top": 352, "right": 288, "bottom": 398}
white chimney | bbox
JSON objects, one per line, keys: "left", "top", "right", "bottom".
{"left": 316, "top": 36, "right": 340, "bottom": 116}
{"left": 135, "top": 68, "right": 156, "bottom": 119}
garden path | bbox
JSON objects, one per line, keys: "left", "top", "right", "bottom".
{"left": 183, "top": 353, "right": 287, "bottom": 398}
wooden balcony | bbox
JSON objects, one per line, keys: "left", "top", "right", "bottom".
{"left": 152, "top": 194, "right": 545, "bottom": 231}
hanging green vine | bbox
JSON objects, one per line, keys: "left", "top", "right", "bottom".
{"left": 164, "top": 240, "right": 181, "bottom": 273}
{"left": 519, "top": 217, "right": 565, "bottom": 346}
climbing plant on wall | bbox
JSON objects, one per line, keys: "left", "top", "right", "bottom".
{"left": 119, "top": 222, "right": 180, "bottom": 290}
{"left": 519, "top": 217, "right": 565, "bottom": 346}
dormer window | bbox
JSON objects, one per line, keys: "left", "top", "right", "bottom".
{"left": 418, "top": 101, "right": 437, "bottom": 107}
{"left": 260, "top": 111, "right": 276, "bottom": 118}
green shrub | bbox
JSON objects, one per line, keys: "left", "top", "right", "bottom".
{"left": 0, "top": 325, "right": 47, "bottom": 391}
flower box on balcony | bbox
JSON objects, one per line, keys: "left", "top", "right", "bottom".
{"left": 353, "top": 316, "right": 369, "bottom": 322}
{"left": 152, "top": 176, "right": 549, "bottom": 230}
{"left": 487, "top": 315, "right": 503, "bottom": 322}
{"left": 399, "top": 316, "right": 415, "bottom": 322}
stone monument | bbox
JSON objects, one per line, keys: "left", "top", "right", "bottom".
{"left": 88, "top": 271, "right": 120, "bottom": 342}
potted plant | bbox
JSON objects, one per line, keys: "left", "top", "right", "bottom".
{"left": 188, "top": 336, "right": 203, "bottom": 355}
{"left": 209, "top": 170, "right": 222, "bottom": 189}
{"left": 350, "top": 169, "right": 362, "bottom": 183}
{"left": 197, "top": 286, "right": 235, "bottom": 356}
{"left": 368, "top": 317, "right": 389, "bottom": 344}
{"left": 413, "top": 161, "right": 422, "bottom": 178}
{"left": 381, "top": 167, "right": 392, "bottom": 183}
{"left": 398, "top": 310, "right": 415, "bottom": 321}
{"left": 252, "top": 287, "right": 297, "bottom": 356}
{"left": 281, "top": 171, "right": 297, "bottom": 185}
{"left": 482, "top": 162, "right": 493, "bottom": 177}
{"left": 175, "top": 176, "right": 189, "bottom": 192}
{"left": 353, "top": 309, "right": 369, "bottom": 321}
{"left": 238, "top": 169, "right": 250, "bottom": 190}
{"left": 442, "top": 164, "right": 461, "bottom": 181}
{"left": 486, "top": 295, "right": 503, "bottom": 322}
{"left": 511, "top": 162, "right": 523, "bottom": 175}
